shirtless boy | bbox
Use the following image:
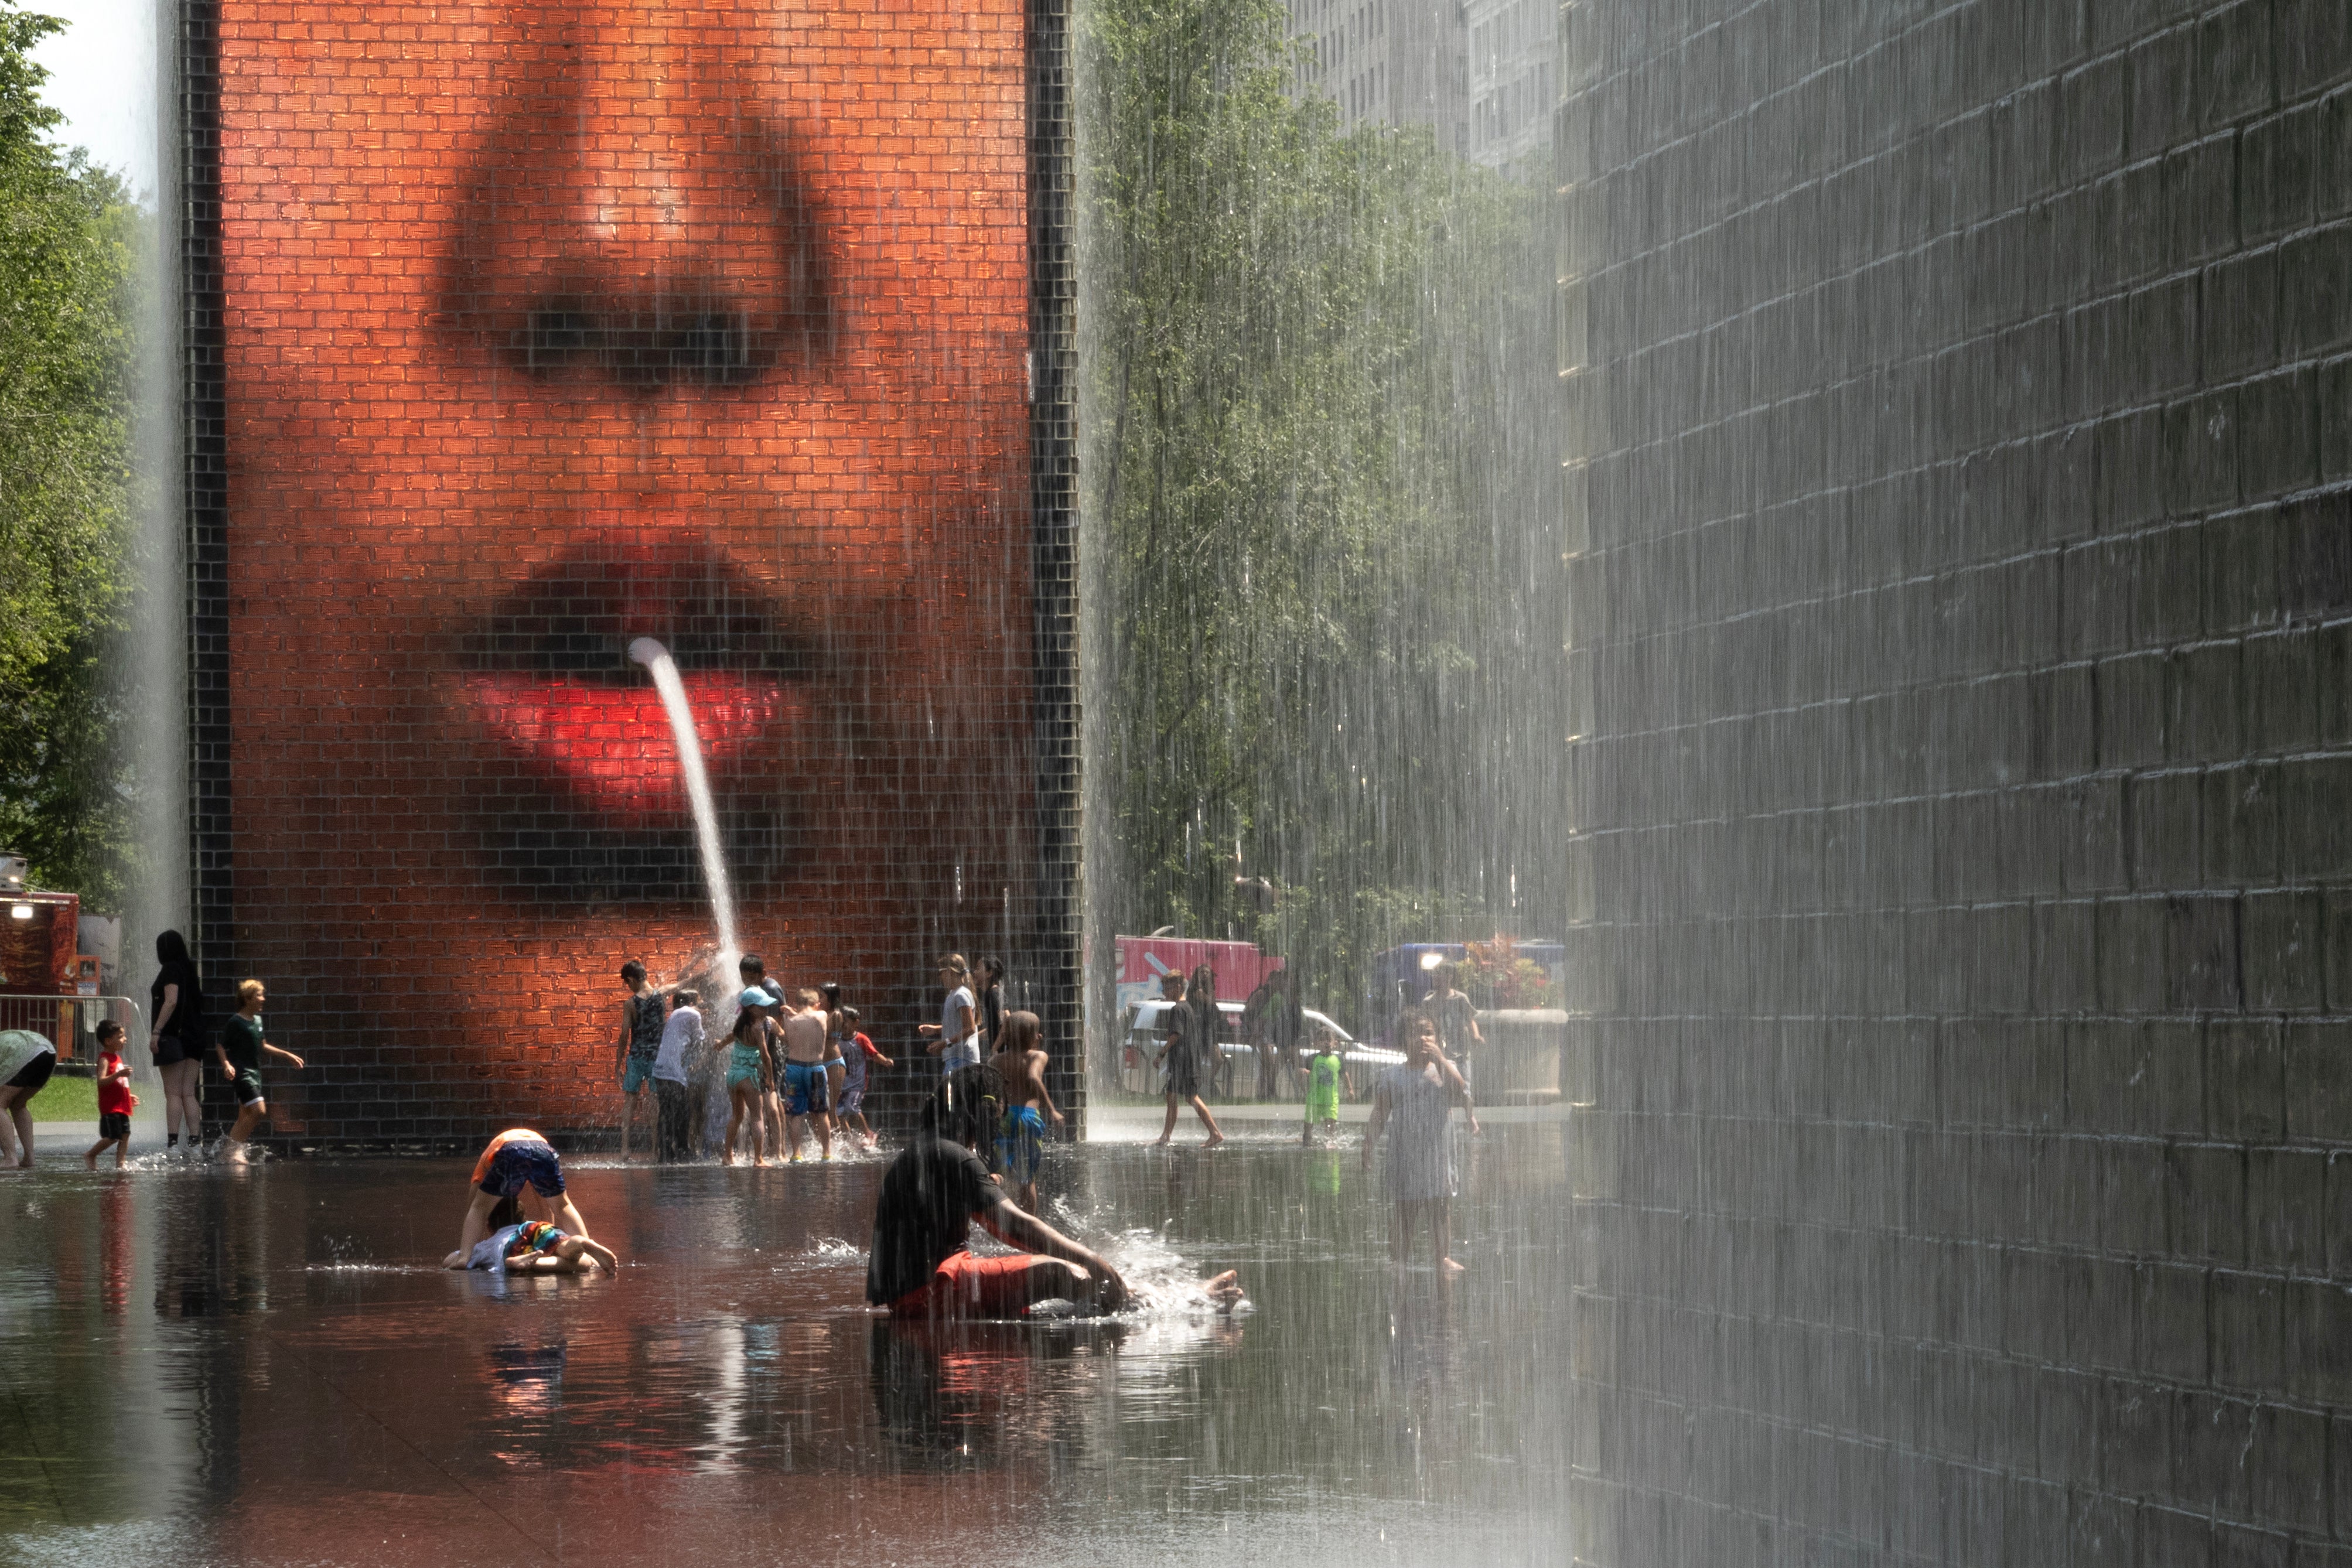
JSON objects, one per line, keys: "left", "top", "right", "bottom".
{"left": 778, "top": 989, "right": 835, "bottom": 1161}
{"left": 986, "top": 1010, "right": 1063, "bottom": 1211}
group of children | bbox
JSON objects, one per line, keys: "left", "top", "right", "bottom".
{"left": 78, "top": 978, "right": 306, "bottom": 1169}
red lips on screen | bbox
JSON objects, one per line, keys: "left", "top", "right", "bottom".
{"left": 453, "top": 543, "right": 823, "bottom": 826}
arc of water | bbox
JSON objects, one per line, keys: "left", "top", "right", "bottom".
{"left": 627, "top": 640, "right": 741, "bottom": 997}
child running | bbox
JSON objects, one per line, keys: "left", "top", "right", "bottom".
{"left": 723, "top": 988, "right": 777, "bottom": 1166}
{"left": 449, "top": 1215, "right": 618, "bottom": 1275}
{"left": 216, "top": 979, "right": 306, "bottom": 1163}
{"left": 84, "top": 1021, "right": 137, "bottom": 1168}
{"left": 1299, "top": 1026, "right": 1351, "bottom": 1147}
{"left": 834, "top": 1006, "right": 892, "bottom": 1149}
{"left": 450, "top": 1127, "right": 604, "bottom": 1263}
{"left": 986, "top": 1009, "right": 1063, "bottom": 1211}
{"left": 1361, "top": 1009, "right": 1479, "bottom": 1275}
{"left": 778, "top": 989, "right": 834, "bottom": 1160}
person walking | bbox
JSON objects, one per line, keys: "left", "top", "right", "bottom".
{"left": 919, "top": 954, "right": 981, "bottom": 1071}
{"left": 1361, "top": 1009, "right": 1479, "bottom": 1275}
{"left": 1421, "top": 964, "right": 1484, "bottom": 1087}
{"left": 1185, "top": 964, "right": 1226, "bottom": 1097}
{"left": 1248, "top": 966, "right": 1303, "bottom": 1101}
{"left": 149, "top": 929, "right": 207, "bottom": 1154}
{"left": 1153, "top": 969, "right": 1223, "bottom": 1147}
{"left": 216, "top": 979, "right": 307, "bottom": 1163}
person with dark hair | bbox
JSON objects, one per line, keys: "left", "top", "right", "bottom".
{"left": 149, "top": 929, "right": 207, "bottom": 1153}
{"left": 1362, "top": 1009, "right": 1479, "bottom": 1275}
{"left": 1186, "top": 964, "right": 1227, "bottom": 1096}
{"left": 84, "top": 1020, "right": 136, "bottom": 1167}
{"left": 986, "top": 1010, "right": 1062, "bottom": 1210}
{"left": 865, "top": 1065, "right": 1242, "bottom": 1319}
{"left": 740, "top": 954, "right": 786, "bottom": 1150}
{"left": 834, "top": 1006, "right": 891, "bottom": 1149}
{"left": 1153, "top": 969, "right": 1224, "bottom": 1148}
{"left": 1421, "top": 963, "right": 1484, "bottom": 1087}
{"left": 723, "top": 987, "right": 779, "bottom": 1166}
{"left": 972, "top": 956, "right": 1006, "bottom": 1057}
{"left": 614, "top": 960, "right": 664, "bottom": 1160}
{"left": 778, "top": 988, "right": 836, "bottom": 1162}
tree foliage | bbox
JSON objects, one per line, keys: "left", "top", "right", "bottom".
{"left": 1081, "top": 0, "right": 1562, "bottom": 1020}
{"left": 0, "top": 3, "right": 142, "bottom": 906}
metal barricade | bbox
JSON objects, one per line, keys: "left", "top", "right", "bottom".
{"left": 0, "top": 993, "right": 145, "bottom": 1061}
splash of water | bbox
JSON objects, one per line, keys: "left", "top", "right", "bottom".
{"left": 627, "top": 639, "right": 740, "bottom": 999}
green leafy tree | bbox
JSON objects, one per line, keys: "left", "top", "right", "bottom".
{"left": 0, "top": 3, "right": 142, "bottom": 906}
{"left": 1081, "top": 0, "right": 1562, "bottom": 1025}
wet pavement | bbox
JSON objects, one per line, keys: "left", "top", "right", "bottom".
{"left": 0, "top": 1125, "right": 1570, "bottom": 1566}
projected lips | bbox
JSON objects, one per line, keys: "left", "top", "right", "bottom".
{"left": 456, "top": 548, "right": 820, "bottom": 825}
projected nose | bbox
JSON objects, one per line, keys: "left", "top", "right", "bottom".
{"left": 441, "top": 8, "right": 832, "bottom": 388}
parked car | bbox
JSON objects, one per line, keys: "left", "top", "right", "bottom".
{"left": 1117, "top": 1000, "right": 1401, "bottom": 1099}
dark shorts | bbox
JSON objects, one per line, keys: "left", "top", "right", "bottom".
{"left": 151, "top": 1035, "right": 190, "bottom": 1068}
{"left": 99, "top": 1111, "right": 131, "bottom": 1139}
{"left": 479, "top": 1138, "right": 566, "bottom": 1200}
{"left": 622, "top": 1055, "right": 656, "bottom": 1095}
{"left": 232, "top": 1069, "right": 265, "bottom": 1106}
{"left": 1164, "top": 1047, "right": 1201, "bottom": 1100}
{"left": 7, "top": 1049, "right": 56, "bottom": 1093}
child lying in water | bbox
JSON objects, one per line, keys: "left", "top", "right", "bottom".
{"left": 443, "top": 1217, "right": 619, "bottom": 1275}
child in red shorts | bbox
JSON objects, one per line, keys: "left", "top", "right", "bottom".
{"left": 84, "top": 1022, "right": 136, "bottom": 1168}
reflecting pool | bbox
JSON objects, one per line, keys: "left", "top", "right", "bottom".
{"left": 0, "top": 1128, "right": 1569, "bottom": 1565}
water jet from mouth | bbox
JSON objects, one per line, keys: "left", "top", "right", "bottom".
{"left": 627, "top": 637, "right": 741, "bottom": 996}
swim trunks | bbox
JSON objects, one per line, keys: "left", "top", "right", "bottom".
{"left": 726, "top": 1040, "right": 764, "bottom": 1088}
{"left": 996, "top": 1104, "right": 1046, "bottom": 1189}
{"left": 622, "top": 1056, "right": 654, "bottom": 1095}
{"left": 232, "top": 1069, "right": 265, "bottom": 1106}
{"left": 784, "top": 1059, "right": 829, "bottom": 1117}
{"left": 99, "top": 1111, "right": 132, "bottom": 1140}
{"left": 472, "top": 1129, "right": 566, "bottom": 1199}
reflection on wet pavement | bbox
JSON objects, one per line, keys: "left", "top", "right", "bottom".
{"left": 0, "top": 1129, "right": 1569, "bottom": 1565}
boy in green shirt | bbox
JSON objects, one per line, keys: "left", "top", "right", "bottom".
{"left": 1299, "top": 1026, "right": 1350, "bottom": 1146}
{"left": 216, "top": 979, "right": 306, "bottom": 1162}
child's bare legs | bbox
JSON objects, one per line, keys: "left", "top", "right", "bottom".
{"left": 160, "top": 1058, "right": 202, "bottom": 1146}
{"left": 1430, "top": 1198, "right": 1463, "bottom": 1275}
{"left": 84, "top": 1135, "right": 129, "bottom": 1168}
{"left": 225, "top": 1099, "right": 266, "bottom": 1159}
{"left": 456, "top": 1186, "right": 505, "bottom": 1258}
{"left": 546, "top": 1233, "right": 617, "bottom": 1273}
{"left": 0, "top": 1090, "right": 31, "bottom": 1167}
{"left": 812, "top": 1110, "right": 833, "bottom": 1159}
{"left": 1155, "top": 1093, "right": 1181, "bottom": 1146}
{"left": 1189, "top": 1094, "right": 1224, "bottom": 1146}
{"left": 723, "top": 1084, "right": 755, "bottom": 1164}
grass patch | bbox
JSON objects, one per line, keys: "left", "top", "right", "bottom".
{"left": 30, "top": 1074, "right": 98, "bottom": 1122}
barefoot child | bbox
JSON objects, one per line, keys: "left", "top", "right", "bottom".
{"left": 778, "top": 989, "right": 835, "bottom": 1161}
{"left": 216, "top": 981, "right": 306, "bottom": 1162}
{"left": 1361, "top": 1009, "right": 1479, "bottom": 1275}
{"left": 986, "top": 1010, "right": 1063, "bottom": 1211}
{"left": 722, "top": 988, "right": 777, "bottom": 1166}
{"left": 448, "top": 1215, "right": 619, "bottom": 1274}
{"left": 1299, "top": 1027, "right": 1350, "bottom": 1147}
{"left": 834, "top": 1006, "right": 891, "bottom": 1148}
{"left": 84, "top": 1022, "right": 137, "bottom": 1168}
{"left": 1152, "top": 969, "right": 1223, "bottom": 1148}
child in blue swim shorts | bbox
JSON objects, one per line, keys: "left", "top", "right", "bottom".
{"left": 986, "top": 1010, "right": 1063, "bottom": 1210}
{"left": 446, "top": 1129, "right": 606, "bottom": 1266}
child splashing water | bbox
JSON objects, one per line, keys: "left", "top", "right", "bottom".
{"left": 723, "top": 988, "right": 778, "bottom": 1166}
{"left": 986, "top": 1009, "right": 1063, "bottom": 1211}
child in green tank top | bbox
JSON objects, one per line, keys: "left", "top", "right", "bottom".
{"left": 1300, "top": 1029, "right": 1350, "bottom": 1146}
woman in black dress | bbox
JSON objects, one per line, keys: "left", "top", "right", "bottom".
{"left": 149, "top": 930, "right": 207, "bottom": 1153}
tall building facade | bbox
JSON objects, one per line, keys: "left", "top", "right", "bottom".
{"left": 1288, "top": 0, "right": 1549, "bottom": 172}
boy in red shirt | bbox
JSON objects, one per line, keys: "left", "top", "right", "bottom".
{"left": 84, "top": 1020, "right": 136, "bottom": 1168}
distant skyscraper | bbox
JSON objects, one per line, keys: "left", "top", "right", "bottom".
{"left": 1285, "top": 0, "right": 1551, "bottom": 175}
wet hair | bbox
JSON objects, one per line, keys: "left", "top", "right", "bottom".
{"left": 937, "top": 952, "right": 968, "bottom": 979}
{"left": 840, "top": 1006, "right": 859, "bottom": 1024}
{"left": 796, "top": 988, "right": 820, "bottom": 1008}
{"left": 96, "top": 1019, "right": 124, "bottom": 1044}
{"left": 996, "top": 1010, "right": 1041, "bottom": 1056}
{"left": 977, "top": 955, "right": 1003, "bottom": 983}
{"left": 732, "top": 1006, "right": 764, "bottom": 1043}
{"left": 739, "top": 952, "right": 766, "bottom": 977}
{"left": 923, "top": 1063, "right": 1004, "bottom": 1147}
{"left": 673, "top": 988, "right": 697, "bottom": 1007}
{"left": 237, "top": 978, "right": 265, "bottom": 1007}
{"left": 1397, "top": 1008, "right": 1439, "bottom": 1047}
{"left": 620, "top": 960, "right": 646, "bottom": 985}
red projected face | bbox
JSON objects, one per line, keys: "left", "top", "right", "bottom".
{"left": 217, "top": 0, "right": 1033, "bottom": 1131}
